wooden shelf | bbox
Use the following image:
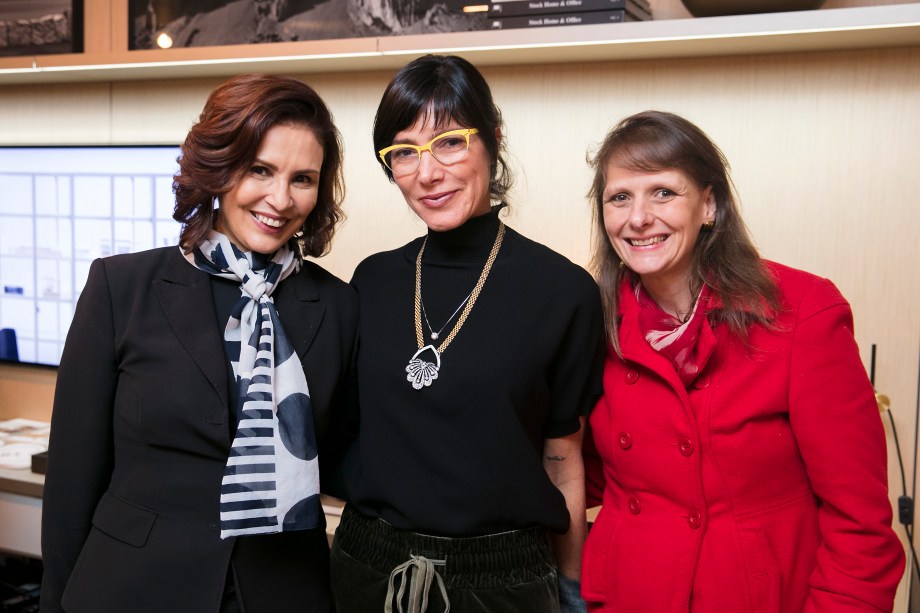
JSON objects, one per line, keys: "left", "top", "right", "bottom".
{"left": 0, "top": 3, "right": 917, "bottom": 84}
{"left": 0, "top": 467, "right": 43, "bottom": 499}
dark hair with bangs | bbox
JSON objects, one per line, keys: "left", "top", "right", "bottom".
{"left": 173, "top": 73, "right": 345, "bottom": 256}
{"left": 588, "top": 110, "right": 780, "bottom": 353}
{"left": 372, "top": 54, "right": 512, "bottom": 205}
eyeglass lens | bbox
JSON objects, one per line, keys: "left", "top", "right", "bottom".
{"left": 386, "top": 132, "right": 471, "bottom": 175}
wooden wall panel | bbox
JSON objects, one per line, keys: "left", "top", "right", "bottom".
{"left": 0, "top": 83, "right": 111, "bottom": 143}
{"left": 0, "top": 365, "right": 55, "bottom": 422}
{"left": 110, "top": 78, "right": 218, "bottom": 143}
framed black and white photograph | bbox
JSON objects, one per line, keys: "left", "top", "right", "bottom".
{"left": 128, "top": 0, "right": 486, "bottom": 50}
{"left": 0, "top": 0, "right": 83, "bottom": 57}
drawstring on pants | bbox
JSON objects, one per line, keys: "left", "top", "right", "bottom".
{"left": 384, "top": 554, "right": 451, "bottom": 613}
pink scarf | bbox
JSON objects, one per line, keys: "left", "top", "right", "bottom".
{"left": 635, "top": 283, "right": 711, "bottom": 386}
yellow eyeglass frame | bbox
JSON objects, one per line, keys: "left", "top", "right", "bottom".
{"left": 378, "top": 128, "right": 479, "bottom": 175}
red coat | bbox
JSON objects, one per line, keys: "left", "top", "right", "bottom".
{"left": 583, "top": 261, "right": 904, "bottom": 612}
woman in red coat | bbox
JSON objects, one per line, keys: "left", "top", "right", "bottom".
{"left": 581, "top": 110, "right": 904, "bottom": 612}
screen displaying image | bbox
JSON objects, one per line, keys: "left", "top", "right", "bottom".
{"left": 0, "top": 145, "right": 182, "bottom": 367}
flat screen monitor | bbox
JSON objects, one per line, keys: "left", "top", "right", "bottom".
{"left": 0, "top": 145, "right": 183, "bottom": 367}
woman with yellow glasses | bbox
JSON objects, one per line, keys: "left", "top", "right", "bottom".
{"left": 330, "top": 54, "right": 606, "bottom": 613}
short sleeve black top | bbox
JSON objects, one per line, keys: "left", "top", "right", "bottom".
{"left": 346, "top": 208, "right": 605, "bottom": 537}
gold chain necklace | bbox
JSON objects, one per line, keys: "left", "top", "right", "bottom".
{"left": 406, "top": 221, "right": 505, "bottom": 390}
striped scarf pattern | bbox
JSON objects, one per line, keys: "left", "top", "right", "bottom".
{"left": 184, "top": 232, "right": 322, "bottom": 539}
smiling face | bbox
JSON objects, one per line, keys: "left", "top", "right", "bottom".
{"left": 602, "top": 164, "right": 715, "bottom": 300}
{"left": 216, "top": 123, "right": 324, "bottom": 255}
{"left": 390, "top": 114, "right": 493, "bottom": 232}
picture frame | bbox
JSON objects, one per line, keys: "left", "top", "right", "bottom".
{"left": 128, "top": 0, "right": 485, "bottom": 50}
{"left": 0, "top": 0, "right": 84, "bottom": 57}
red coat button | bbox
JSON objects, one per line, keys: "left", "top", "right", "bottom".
{"left": 678, "top": 438, "right": 694, "bottom": 457}
{"left": 625, "top": 370, "right": 639, "bottom": 384}
{"left": 686, "top": 509, "right": 702, "bottom": 529}
{"left": 618, "top": 432, "right": 633, "bottom": 450}
{"left": 628, "top": 497, "right": 641, "bottom": 515}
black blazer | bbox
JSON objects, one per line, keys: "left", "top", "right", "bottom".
{"left": 40, "top": 246, "right": 358, "bottom": 613}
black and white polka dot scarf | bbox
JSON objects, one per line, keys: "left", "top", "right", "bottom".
{"left": 185, "top": 231, "right": 322, "bottom": 539}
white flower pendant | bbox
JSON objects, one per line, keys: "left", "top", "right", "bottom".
{"left": 406, "top": 345, "right": 441, "bottom": 390}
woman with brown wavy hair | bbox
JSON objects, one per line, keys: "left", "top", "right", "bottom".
{"left": 41, "top": 73, "right": 357, "bottom": 613}
{"left": 581, "top": 110, "right": 903, "bottom": 612}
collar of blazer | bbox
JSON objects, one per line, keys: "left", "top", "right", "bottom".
{"left": 153, "top": 248, "right": 326, "bottom": 406}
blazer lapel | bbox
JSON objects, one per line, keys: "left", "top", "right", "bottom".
{"left": 276, "top": 265, "right": 325, "bottom": 361}
{"left": 152, "top": 251, "right": 229, "bottom": 409}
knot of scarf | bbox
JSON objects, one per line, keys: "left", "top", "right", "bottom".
{"left": 184, "top": 232, "right": 322, "bottom": 539}
{"left": 240, "top": 274, "right": 268, "bottom": 302}
{"left": 636, "top": 283, "right": 711, "bottom": 386}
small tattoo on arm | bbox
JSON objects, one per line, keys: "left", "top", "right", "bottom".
{"left": 545, "top": 455, "right": 566, "bottom": 462}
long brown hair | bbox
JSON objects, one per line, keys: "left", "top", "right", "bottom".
{"left": 588, "top": 111, "right": 780, "bottom": 352}
{"left": 173, "top": 73, "right": 345, "bottom": 256}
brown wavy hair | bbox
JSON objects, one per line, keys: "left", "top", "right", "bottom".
{"left": 588, "top": 111, "right": 780, "bottom": 352}
{"left": 173, "top": 73, "right": 345, "bottom": 257}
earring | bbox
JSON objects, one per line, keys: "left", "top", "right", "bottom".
{"left": 704, "top": 220, "right": 715, "bottom": 229}
{"left": 293, "top": 231, "right": 309, "bottom": 260}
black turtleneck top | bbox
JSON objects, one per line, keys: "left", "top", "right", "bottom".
{"left": 346, "top": 207, "right": 605, "bottom": 537}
